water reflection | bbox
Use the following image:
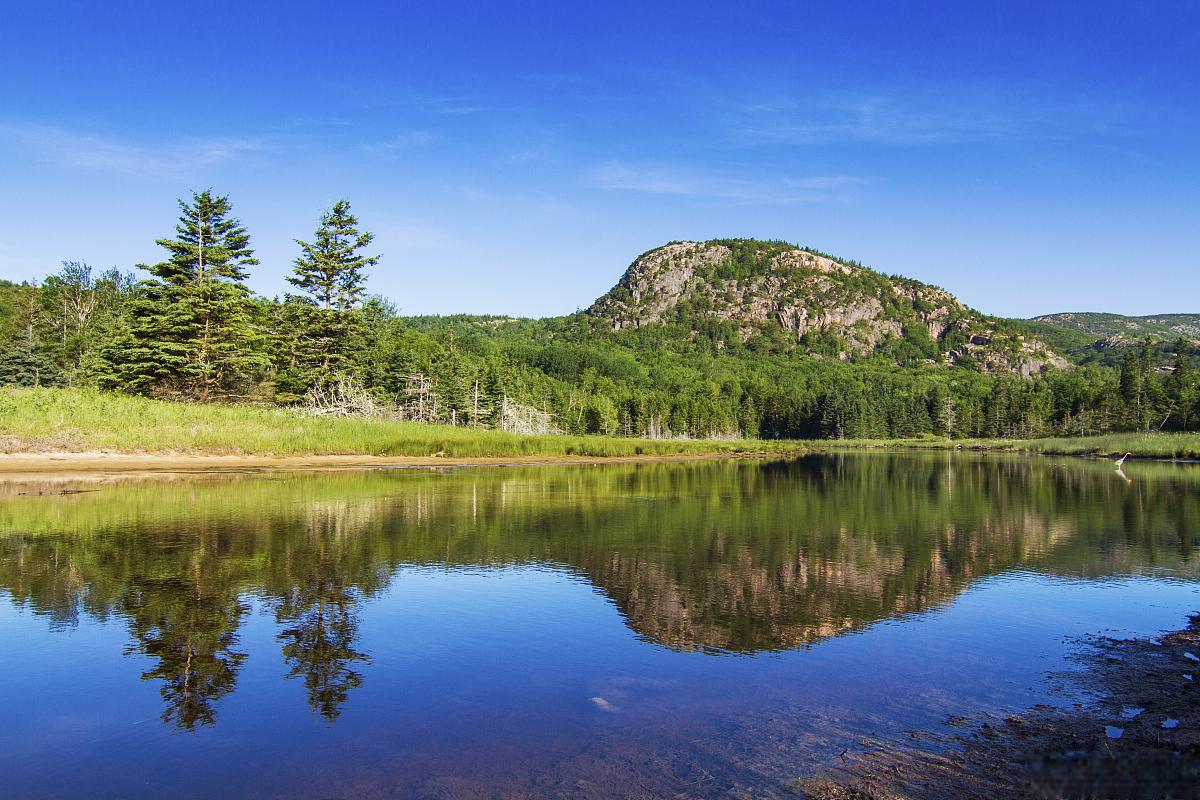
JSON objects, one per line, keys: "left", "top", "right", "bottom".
{"left": 273, "top": 569, "right": 368, "bottom": 721}
{"left": 1, "top": 453, "right": 1197, "bottom": 730}
{"left": 125, "top": 571, "right": 248, "bottom": 730}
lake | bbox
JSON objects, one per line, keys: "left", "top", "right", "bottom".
{"left": 1, "top": 452, "right": 1197, "bottom": 798}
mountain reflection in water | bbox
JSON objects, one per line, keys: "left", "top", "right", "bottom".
{"left": 1, "top": 453, "right": 1198, "bottom": 734}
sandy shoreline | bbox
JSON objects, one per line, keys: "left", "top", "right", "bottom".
{"left": 0, "top": 449, "right": 780, "bottom": 478}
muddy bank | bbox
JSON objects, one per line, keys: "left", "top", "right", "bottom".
{"left": 0, "top": 449, "right": 782, "bottom": 478}
{"left": 802, "top": 615, "right": 1200, "bottom": 799}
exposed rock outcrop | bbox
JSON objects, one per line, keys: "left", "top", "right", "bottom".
{"left": 590, "top": 240, "right": 1068, "bottom": 376}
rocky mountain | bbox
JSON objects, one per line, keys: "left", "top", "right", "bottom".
{"left": 1019, "top": 312, "right": 1200, "bottom": 369}
{"left": 1031, "top": 312, "right": 1200, "bottom": 342}
{"left": 588, "top": 239, "right": 1067, "bottom": 377}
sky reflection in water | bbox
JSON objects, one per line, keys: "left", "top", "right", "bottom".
{"left": 1, "top": 453, "right": 1197, "bottom": 798}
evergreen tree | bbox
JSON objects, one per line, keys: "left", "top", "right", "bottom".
{"left": 126, "top": 191, "right": 266, "bottom": 399}
{"left": 0, "top": 347, "right": 58, "bottom": 387}
{"left": 1119, "top": 344, "right": 1151, "bottom": 431}
{"left": 738, "top": 395, "right": 761, "bottom": 438}
{"left": 1168, "top": 338, "right": 1197, "bottom": 431}
{"left": 289, "top": 200, "right": 379, "bottom": 311}
{"left": 280, "top": 201, "right": 380, "bottom": 397}
{"left": 0, "top": 281, "right": 59, "bottom": 387}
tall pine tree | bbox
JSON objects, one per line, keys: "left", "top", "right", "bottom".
{"left": 1169, "top": 337, "right": 1197, "bottom": 431}
{"left": 1119, "top": 343, "right": 1151, "bottom": 431}
{"left": 289, "top": 199, "right": 379, "bottom": 311}
{"left": 278, "top": 200, "right": 380, "bottom": 399}
{"left": 125, "top": 190, "right": 266, "bottom": 399}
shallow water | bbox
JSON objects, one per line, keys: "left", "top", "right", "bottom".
{"left": 1, "top": 452, "right": 1197, "bottom": 798}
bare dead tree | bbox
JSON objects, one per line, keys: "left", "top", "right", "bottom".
{"left": 301, "top": 375, "right": 380, "bottom": 417}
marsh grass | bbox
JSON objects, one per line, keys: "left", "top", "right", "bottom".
{"left": 0, "top": 387, "right": 787, "bottom": 458}
{"left": 4, "top": 387, "right": 1197, "bottom": 461}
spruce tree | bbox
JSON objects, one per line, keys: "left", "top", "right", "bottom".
{"left": 0, "top": 347, "right": 58, "bottom": 387}
{"left": 0, "top": 281, "right": 59, "bottom": 387}
{"left": 1119, "top": 345, "right": 1149, "bottom": 430}
{"left": 126, "top": 190, "right": 266, "bottom": 399}
{"left": 281, "top": 200, "right": 380, "bottom": 397}
{"left": 1169, "top": 338, "right": 1197, "bottom": 430}
{"left": 289, "top": 200, "right": 379, "bottom": 311}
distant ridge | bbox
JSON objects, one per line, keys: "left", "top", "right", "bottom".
{"left": 1031, "top": 312, "right": 1200, "bottom": 341}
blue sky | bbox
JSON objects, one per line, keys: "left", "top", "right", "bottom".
{"left": 1, "top": 1, "right": 1196, "bottom": 318}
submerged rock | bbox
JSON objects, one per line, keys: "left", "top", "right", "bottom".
{"left": 801, "top": 613, "right": 1200, "bottom": 800}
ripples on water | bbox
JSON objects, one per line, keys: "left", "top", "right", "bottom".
{"left": 0, "top": 453, "right": 1197, "bottom": 798}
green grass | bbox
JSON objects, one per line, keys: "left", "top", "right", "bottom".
{"left": 4, "top": 387, "right": 1196, "bottom": 461}
{"left": 0, "top": 386, "right": 793, "bottom": 458}
{"left": 807, "top": 432, "right": 1200, "bottom": 459}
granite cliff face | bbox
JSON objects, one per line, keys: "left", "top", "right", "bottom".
{"left": 589, "top": 240, "right": 1067, "bottom": 377}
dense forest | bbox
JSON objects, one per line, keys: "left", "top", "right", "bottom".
{"left": 1, "top": 191, "right": 1197, "bottom": 440}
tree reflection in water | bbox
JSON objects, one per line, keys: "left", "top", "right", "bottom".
{"left": 1, "top": 454, "right": 1197, "bottom": 730}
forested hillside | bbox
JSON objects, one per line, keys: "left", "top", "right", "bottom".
{"left": 1023, "top": 312, "right": 1200, "bottom": 370}
{"left": 1, "top": 191, "right": 1197, "bottom": 440}
{"left": 1034, "top": 312, "right": 1200, "bottom": 340}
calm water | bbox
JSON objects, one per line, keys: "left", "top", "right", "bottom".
{"left": 1, "top": 453, "right": 1198, "bottom": 798}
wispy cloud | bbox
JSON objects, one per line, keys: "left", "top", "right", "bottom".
{"left": 361, "top": 130, "right": 437, "bottom": 157}
{"left": 589, "top": 162, "right": 870, "bottom": 204}
{"left": 725, "top": 87, "right": 1180, "bottom": 149}
{"left": 363, "top": 92, "right": 482, "bottom": 116}
{"left": 0, "top": 122, "right": 267, "bottom": 180}
{"left": 731, "top": 97, "right": 1011, "bottom": 146}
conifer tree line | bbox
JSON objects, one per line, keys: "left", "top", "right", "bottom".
{"left": 1, "top": 190, "right": 381, "bottom": 404}
{"left": 1, "top": 189, "right": 1198, "bottom": 439}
